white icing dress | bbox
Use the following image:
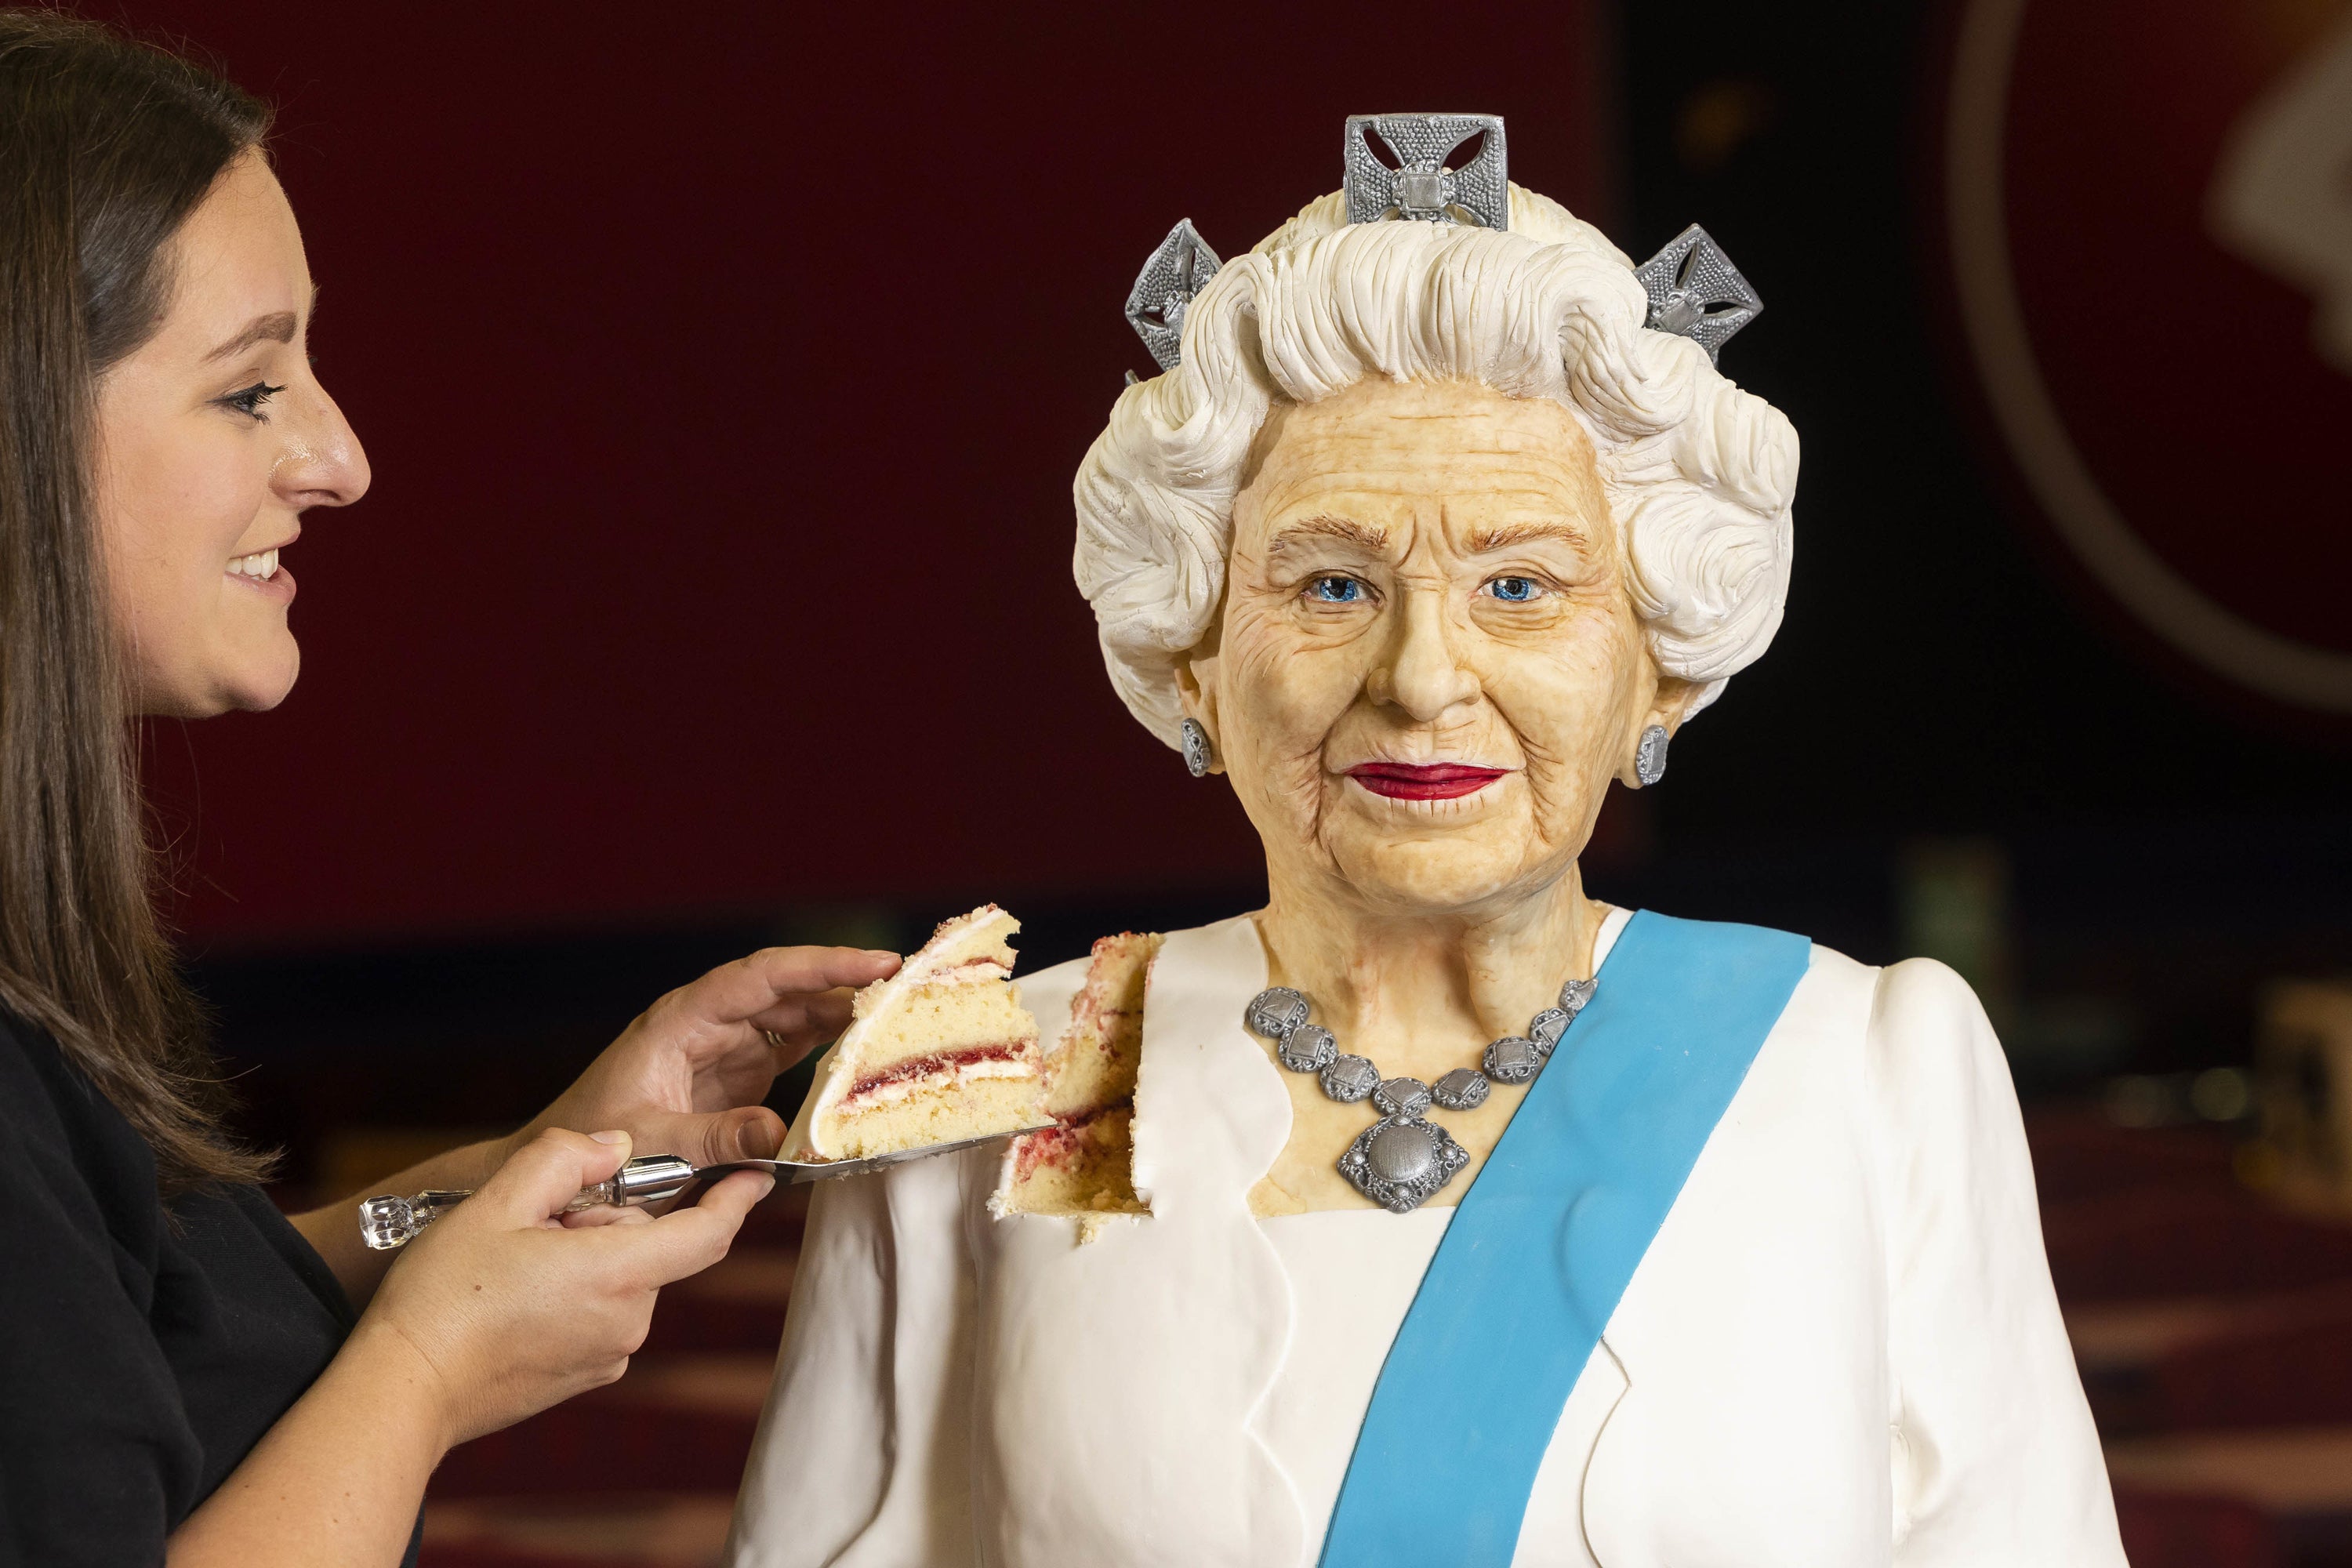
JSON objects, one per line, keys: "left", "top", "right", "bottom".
{"left": 726, "top": 912, "right": 2125, "bottom": 1568}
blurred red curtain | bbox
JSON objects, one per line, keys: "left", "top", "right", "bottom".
{"left": 109, "top": 2, "right": 1613, "bottom": 947}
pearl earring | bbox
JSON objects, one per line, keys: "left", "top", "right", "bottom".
{"left": 1181, "top": 717, "right": 1214, "bottom": 778}
{"left": 1634, "top": 724, "right": 1670, "bottom": 786}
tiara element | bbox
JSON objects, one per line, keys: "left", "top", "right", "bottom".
{"left": 1124, "top": 220, "right": 1223, "bottom": 373}
{"left": 1343, "top": 114, "right": 1508, "bottom": 230}
{"left": 1635, "top": 224, "right": 1762, "bottom": 362}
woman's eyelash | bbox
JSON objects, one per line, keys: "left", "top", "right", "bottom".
{"left": 216, "top": 381, "right": 285, "bottom": 419}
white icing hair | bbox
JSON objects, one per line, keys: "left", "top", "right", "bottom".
{"left": 1072, "top": 186, "right": 1800, "bottom": 748}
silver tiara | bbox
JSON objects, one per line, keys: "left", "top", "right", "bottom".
{"left": 1633, "top": 224, "right": 1762, "bottom": 362}
{"left": 1123, "top": 220, "right": 1223, "bottom": 374}
{"left": 1123, "top": 115, "right": 1759, "bottom": 372}
{"left": 1342, "top": 113, "right": 1509, "bottom": 230}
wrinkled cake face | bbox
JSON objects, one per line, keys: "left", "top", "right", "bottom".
{"left": 1192, "top": 377, "right": 1660, "bottom": 916}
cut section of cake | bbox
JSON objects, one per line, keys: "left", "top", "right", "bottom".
{"left": 796, "top": 904, "right": 1045, "bottom": 1161}
{"left": 999, "top": 931, "right": 1162, "bottom": 1225}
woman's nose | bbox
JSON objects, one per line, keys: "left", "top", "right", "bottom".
{"left": 272, "top": 382, "right": 371, "bottom": 510}
{"left": 1369, "top": 586, "right": 1480, "bottom": 722}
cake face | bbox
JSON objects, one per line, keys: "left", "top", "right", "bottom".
{"left": 802, "top": 905, "right": 1044, "bottom": 1160}
{"left": 1000, "top": 931, "right": 1162, "bottom": 1221}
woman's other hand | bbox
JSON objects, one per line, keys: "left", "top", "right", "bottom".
{"left": 358, "top": 1128, "right": 768, "bottom": 1447}
{"left": 521, "top": 945, "right": 901, "bottom": 1170}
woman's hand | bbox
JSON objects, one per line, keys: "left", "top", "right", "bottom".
{"left": 516, "top": 944, "right": 901, "bottom": 1171}
{"left": 358, "top": 1127, "right": 768, "bottom": 1448}
{"left": 291, "top": 944, "right": 901, "bottom": 1310}
{"left": 176, "top": 1131, "right": 767, "bottom": 1566}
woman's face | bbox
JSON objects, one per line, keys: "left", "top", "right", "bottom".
{"left": 94, "top": 150, "right": 368, "bottom": 717}
{"left": 1186, "top": 377, "right": 1684, "bottom": 917}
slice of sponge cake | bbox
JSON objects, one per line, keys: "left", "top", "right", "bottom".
{"left": 797, "top": 905, "right": 1044, "bottom": 1161}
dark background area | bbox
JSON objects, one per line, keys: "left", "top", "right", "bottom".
{"left": 74, "top": 0, "right": 2347, "bottom": 1171}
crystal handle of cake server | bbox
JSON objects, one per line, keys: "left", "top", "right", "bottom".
{"left": 358, "top": 1154, "right": 703, "bottom": 1250}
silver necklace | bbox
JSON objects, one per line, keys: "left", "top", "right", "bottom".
{"left": 1244, "top": 975, "right": 1597, "bottom": 1214}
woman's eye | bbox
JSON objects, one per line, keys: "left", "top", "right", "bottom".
{"left": 216, "top": 381, "right": 284, "bottom": 420}
{"left": 1486, "top": 576, "right": 1544, "bottom": 603}
{"left": 1306, "top": 575, "right": 1365, "bottom": 604}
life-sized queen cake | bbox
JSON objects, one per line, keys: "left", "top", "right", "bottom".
{"left": 729, "top": 115, "right": 2125, "bottom": 1567}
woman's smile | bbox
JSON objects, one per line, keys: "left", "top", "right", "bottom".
{"left": 1344, "top": 760, "right": 1510, "bottom": 800}
{"left": 227, "top": 536, "right": 297, "bottom": 605}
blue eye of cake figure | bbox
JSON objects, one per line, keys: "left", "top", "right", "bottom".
{"left": 1488, "top": 576, "right": 1540, "bottom": 602}
{"left": 1309, "top": 576, "right": 1363, "bottom": 603}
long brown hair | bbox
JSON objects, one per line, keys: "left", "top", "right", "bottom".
{"left": 0, "top": 10, "right": 273, "bottom": 1192}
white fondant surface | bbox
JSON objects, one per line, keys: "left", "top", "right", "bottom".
{"left": 728, "top": 913, "right": 2124, "bottom": 1568}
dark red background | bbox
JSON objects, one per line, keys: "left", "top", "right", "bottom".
{"left": 110, "top": 3, "right": 1611, "bottom": 949}
{"left": 2002, "top": 0, "right": 2352, "bottom": 654}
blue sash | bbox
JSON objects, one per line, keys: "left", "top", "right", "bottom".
{"left": 1318, "top": 913, "right": 1812, "bottom": 1566}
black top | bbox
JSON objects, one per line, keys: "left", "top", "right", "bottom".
{"left": 0, "top": 1013, "right": 418, "bottom": 1566}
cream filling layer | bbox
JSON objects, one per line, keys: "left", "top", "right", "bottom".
{"left": 837, "top": 1053, "right": 1033, "bottom": 1110}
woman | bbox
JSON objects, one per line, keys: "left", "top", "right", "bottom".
{"left": 0, "top": 15, "right": 887, "bottom": 1566}
{"left": 731, "top": 128, "right": 2127, "bottom": 1565}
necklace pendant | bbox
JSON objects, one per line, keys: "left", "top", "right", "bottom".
{"left": 1338, "top": 1112, "right": 1471, "bottom": 1214}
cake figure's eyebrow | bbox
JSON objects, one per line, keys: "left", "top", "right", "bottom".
{"left": 1469, "top": 521, "right": 1589, "bottom": 553}
{"left": 1268, "top": 514, "right": 1389, "bottom": 554}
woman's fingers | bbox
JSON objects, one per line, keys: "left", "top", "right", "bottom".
{"left": 633, "top": 1105, "right": 786, "bottom": 1168}
{"left": 477, "top": 1128, "right": 631, "bottom": 1224}
{"left": 663, "top": 946, "right": 899, "bottom": 1035}
{"left": 356, "top": 1136, "right": 775, "bottom": 1450}
{"left": 511, "top": 946, "right": 895, "bottom": 1187}
{"left": 746, "top": 986, "right": 859, "bottom": 1044}
{"left": 690, "top": 1167, "right": 775, "bottom": 1225}
{"left": 622, "top": 948, "right": 892, "bottom": 1083}
{"left": 606, "top": 1170, "right": 772, "bottom": 1285}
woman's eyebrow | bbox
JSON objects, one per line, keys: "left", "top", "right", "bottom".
{"left": 201, "top": 286, "right": 319, "bottom": 363}
{"left": 201, "top": 310, "right": 296, "bottom": 362}
{"left": 1269, "top": 514, "right": 1389, "bottom": 554}
{"left": 1469, "top": 521, "right": 1588, "bottom": 552}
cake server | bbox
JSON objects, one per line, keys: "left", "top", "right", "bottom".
{"left": 357, "top": 1127, "right": 1054, "bottom": 1250}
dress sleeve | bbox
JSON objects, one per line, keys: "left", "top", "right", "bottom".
{"left": 724, "top": 1150, "right": 984, "bottom": 1568}
{"left": 0, "top": 1035, "right": 201, "bottom": 1567}
{"left": 1867, "top": 958, "right": 2126, "bottom": 1566}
